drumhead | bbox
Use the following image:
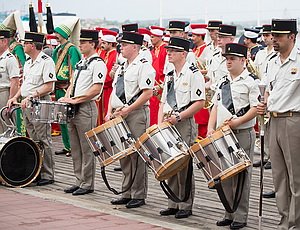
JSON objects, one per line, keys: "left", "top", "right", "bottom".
{"left": 0, "top": 137, "right": 42, "bottom": 187}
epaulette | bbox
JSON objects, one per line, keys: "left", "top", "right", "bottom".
{"left": 26, "top": 57, "right": 31, "bottom": 61}
{"left": 6, "top": 53, "right": 13, "bottom": 58}
{"left": 140, "top": 58, "right": 148, "bottom": 63}
{"left": 41, "top": 55, "right": 49, "bottom": 60}
{"left": 249, "top": 73, "right": 258, "bottom": 80}
{"left": 219, "top": 75, "right": 229, "bottom": 89}
{"left": 141, "top": 46, "right": 147, "bottom": 51}
{"left": 213, "top": 51, "right": 220, "bottom": 57}
{"left": 167, "top": 70, "right": 174, "bottom": 76}
{"left": 189, "top": 65, "right": 199, "bottom": 73}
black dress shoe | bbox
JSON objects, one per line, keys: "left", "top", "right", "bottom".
{"left": 253, "top": 159, "right": 268, "bottom": 167}
{"left": 114, "top": 166, "right": 122, "bottom": 171}
{"left": 55, "top": 149, "right": 70, "bottom": 155}
{"left": 175, "top": 210, "right": 192, "bottom": 219}
{"left": 216, "top": 219, "right": 233, "bottom": 226}
{"left": 264, "top": 161, "right": 272, "bottom": 170}
{"left": 160, "top": 208, "right": 179, "bottom": 216}
{"left": 111, "top": 197, "right": 131, "bottom": 205}
{"left": 64, "top": 185, "right": 79, "bottom": 193}
{"left": 230, "top": 221, "right": 247, "bottom": 229}
{"left": 37, "top": 179, "right": 54, "bottom": 186}
{"left": 72, "top": 188, "right": 94, "bottom": 195}
{"left": 263, "top": 190, "right": 275, "bottom": 198}
{"left": 126, "top": 199, "right": 145, "bottom": 208}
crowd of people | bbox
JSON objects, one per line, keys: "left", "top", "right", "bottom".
{"left": 0, "top": 10, "right": 299, "bottom": 229}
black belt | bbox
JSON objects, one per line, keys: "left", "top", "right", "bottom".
{"left": 270, "top": 111, "right": 300, "bottom": 118}
{"left": 233, "top": 127, "right": 253, "bottom": 134}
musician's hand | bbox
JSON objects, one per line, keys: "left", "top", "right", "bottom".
{"left": 113, "top": 107, "right": 130, "bottom": 118}
{"left": 257, "top": 102, "right": 266, "bottom": 115}
{"left": 59, "top": 97, "right": 74, "bottom": 104}
{"left": 58, "top": 97, "right": 66, "bottom": 102}
{"left": 7, "top": 97, "right": 17, "bottom": 108}
{"left": 206, "top": 128, "right": 215, "bottom": 136}
{"left": 21, "top": 97, "right": 30, "bottom": 109}
{"left": 164, "top": 115, "right": 178, "bottom": 125}
{"left": 104, "top": 113, "right": 112, "bottom": 122}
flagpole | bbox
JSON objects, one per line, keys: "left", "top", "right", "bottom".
{"left": 37, "top": 0, "right": 43, "bottom": 33}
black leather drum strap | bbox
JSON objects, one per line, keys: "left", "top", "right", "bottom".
{"left": 160, "top": 157, "right": 193, "bottom": 203}
{"left": 214, "top": 170, "right": 246, "bottom": 213}
{"left": 100, "top": 153, "right": 139, "bottom": 195}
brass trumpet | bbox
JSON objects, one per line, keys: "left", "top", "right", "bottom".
{"left": 204, "top": 89, "right": 214, "bottom": 109}
{"left": 246, "top": 58, "right": 259, "bottom": 79}
{"left": 153, "top": 80, "right": 164, "bottom": 100}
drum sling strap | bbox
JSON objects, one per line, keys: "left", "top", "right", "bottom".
{"left": 159, "top": 157, "right": 193, "bottom": 203}
{"left": 100, "top": 156, "right": 139, "bottom": 195}
{"left": 166, "top": 72, "right": 178, "bottom": 112}
{"left": 214, "top": 171, "right": 246, "bottom": 213}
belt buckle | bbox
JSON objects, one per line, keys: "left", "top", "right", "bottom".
{"left": 288, "top": 112, "right": 293, "bottom": 117}
{"left": 272, "top": 112, "right": 278, "bottom": 118}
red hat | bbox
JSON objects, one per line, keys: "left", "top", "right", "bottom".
{"left": 150, "top": 25, "right": 165, "bottom": 37}
{"left": 45, "top": 34, "right": 58, "bottom": 46}
{"left": 138, "top": 28, "right": 151, "bottom": 43}
{"left": 191, "top": 24, "right": 207, "bottom": 35}
{"left": 102, "top": 29, "right": 118, "bottom": 43}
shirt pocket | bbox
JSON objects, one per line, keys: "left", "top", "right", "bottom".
{"left": 232, "top": 86, "right": 249, "bottom": 108}
{"left": 125, "top": 78, "right": 138, "bottom": 93}
{"left": 176, "top": 86, "right": 191, "bottom": 106}
{"left": 28, "top": 74, "right": 41, "bottom": 85}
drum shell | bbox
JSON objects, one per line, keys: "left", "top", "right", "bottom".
{"left": 0, "top": 136, "right": 42, "bottom": 188}
{"left": 191, "top": 125, "right": 251, "bottom": 188}
{"left": 85, "top": 116, "right": 136, "bottom": 167}
{"left": 135, "top": 122, "right": 191, "bottom": 181}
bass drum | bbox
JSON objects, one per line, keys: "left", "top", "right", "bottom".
{"left": 0, "top": 136, "right": 42, "bottom": 187}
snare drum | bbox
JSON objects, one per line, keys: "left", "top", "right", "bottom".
{"left": 31, "top": 99, "right": 75, "bottom": 124}
{"left": 135, "top": 122, "right": 190, "bottom": 181}
{"left": 0, "top": 136, "right": 42, "bottom": 187}
{"left": 85, "top": 116, "right": 136, "bottom": 167}
{"left": 190, "top": 125, "right": 251, "bottom": 188}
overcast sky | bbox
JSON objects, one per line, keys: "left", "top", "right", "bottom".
{"left": 1, "top": 0, "right": 300, "bottom": 24}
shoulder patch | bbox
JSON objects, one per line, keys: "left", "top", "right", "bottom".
{"left": 268, "top": 53, "right": 278, "bottom": 61}
{"left": 26, "top": 57, "right": 31, "bottom": 61}
{"left": 41, "top": 55, "right": 49, "bottom": 60}
{"left": 249, "top": 73, "right": 258, "bottom": 80}
{"left": 140, "top": 58, "right": 148, "bottom": 63}
{"left": 6, "top": 53, "right": 13, "bottom": 58}
{"left": 189, "top": 65, "right": 199, "bottom": 73}
{"left": 213, "top": 51, "right": 220, "bottom": 57}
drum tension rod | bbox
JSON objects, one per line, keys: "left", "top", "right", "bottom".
{"left": 120, "top": 136, "right": 126, "bottom": 143}
{"left": 93, "top": 150, "right": 100, "bottom": 157}
{"left": 157, "top": 147, "right": 163, "bottom": 154}
{"left": 101, "top": 146, "right": 107, "bottom": 152}
{"left": 228, "top": 146, "right": 234, "bottom": 154}
{"left": 217, "top": 151, "right": 224, "bottom": 158}
{"left": 167, "top": 141, "right": 173, "bottom": 148}
{"left": 110, "top": 140, "right": 116, "bottom": 146}
{"left": 197, "top": 162, "right": 205, "bottom": 170}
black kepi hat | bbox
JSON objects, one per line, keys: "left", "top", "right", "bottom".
{"left": 207, "top": 20, "right": 223, "bottom": 30}
{"left": 261, "top": 24, "right": 272, "bottom": 34}
{"left": 271, "top": 19, "right": 297, "bottom": 34}
{"left": 222, "top": 43, "right": 247, "bottom": 58}
{"left": 218, "top": 24, "right": 236, "bottom": 36}
{"left": 80, "top": 29, "right": 98, "bottom": 41}
{"left": 165, "top": 37, "right": 190, "bottom": 52}
{"left": 0, "top": 29, "right": 10, "bottom": 39}
{"left": 120, "top": 31, "right": 143, "bottom": 45}
{"left": 167, "top": 21, "right": 185, "bottom": 31}
{"left": 22, "top": 31, "right": 45, "bottom": 43}
{"left": 122, "top": 23, "right": 138, "bottom": 32}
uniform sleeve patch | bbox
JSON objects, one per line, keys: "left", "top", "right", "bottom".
{"left": 98, "top": 72, "right": 103, "bottom": 79}
{"left": 189, "top": 65, "right": 199, "bottom": 73}
{"left": 146, "top": 78, "right": 151, "bottom": 85}
{"left": 49, "top": 73, "right": 53, "bottom": 78}
{"left": 196, "top": 89, "right": 202, "bottom": 96}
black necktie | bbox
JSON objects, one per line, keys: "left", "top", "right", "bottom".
{"left": 221, "top": 78, "right": 235, "bottom": 115}
{"left": 115, "top": 66, "right": 126, "bottom": 104}
{"left": 167, "top": 75, "right": 178, "bottom": 111}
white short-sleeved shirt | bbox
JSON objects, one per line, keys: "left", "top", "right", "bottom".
{"left": 161, "top": 62, "right": 205, "bottom": 114}
{"left": 206, "top": 49, "right": 228, "bottom": 91}
{"left": 72, "top": 53, "right": 107, "bottom": 100}
{"left": 139, "top": 46, "right": 153, "bottom": 64}
{"left": 266, "top": 46, "right": 300, "bottom": 112}
{"left": 110, "top": 54, "right": 155, "bottom": 109}
{"left": 21, "top": 51, "right": 56, "bottom": 97}
{"left": 0, "top": 49, "right": 20, "bottom": 88}
{"left": 163, "top": 51, "right": 197, "bottom": 75}
{"left": 254, "top": 47, "right": 277, "bottom": 79}
{"left": 212, "top": 69, "right": 260, "bottom": 129}
{"left": 199, "top": 41, "right": 221, "bottom": 66}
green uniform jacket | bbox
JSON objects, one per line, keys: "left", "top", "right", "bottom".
{"left": 52, "top": 41, "right": 81, "bottom": 81}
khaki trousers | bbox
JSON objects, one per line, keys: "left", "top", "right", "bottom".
{"left": 167, "top": 117, "right": 197, "bottom": 211}
{"left": 120, "top": 107, "right": 149, "bottom": 199}
{"left": 0, "top": 88, "right": 10, "bottom": 134}
{"left": 269, "top": 116, "right": 300, "bottom": 230}
{"left": 69, "top": 101, "right": 98, "bottom": 190}
{"left": 223, "top": 128, "right": 255, "bottom": 223}
{"left": 23, "top": 95, "right": 55, "bottom": 180}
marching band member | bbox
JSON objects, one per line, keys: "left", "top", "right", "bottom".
{"left": 7, "top": 32, "right": 57, "bottom": 186}
{"left": 0, "top": 29, "right": 20, "bottom": 133}
{"left": 257, "top": 19, "right": 300, "bottom": 230}
{"left": 53, "top": 18, "right": 81, "bottom": 157}
{"left": 107, "top": 31, "right": 155, "bottom": 208}
{"left": 208, "top": 43, "right": 259, "bottom": 229}
{"left": 61, "top": 29, "right": 107, "bottom": 195}
{"left": 158, "top": 37, "right": 205, "bottom": 219}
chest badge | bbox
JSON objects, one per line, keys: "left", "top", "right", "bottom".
{"left": 291, "top": 67, "right": 297, "bottom": 75}
{"left": 182, "top": 82, "right": 188, "bottom": 86}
